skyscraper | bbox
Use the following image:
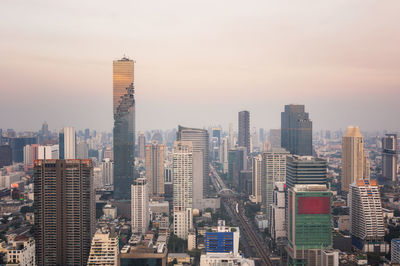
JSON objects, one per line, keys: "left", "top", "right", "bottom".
{"left": 34, "top": 159, "right": 95, "bottom": 265}
{"left": 287, "top": 184, "right": 332, "bottom": 265}
{"left": 59, "top": 127, "right": 76, "bottom": 159}
{"left": 145, "top": 141, "right": 165, "bottom": 198}
{"left": 350, "top": 179, "right": 386, "bottom": 252}
{"left": 238, "top": 111, "right": 250, "bottom": 154}
{"left": 219, "top": 137, "right": 229, "bottom": 174}
{"left": 286, "top": 155, "right": 327, "bottom": 189}
{"left": 131, "top": 178, "right": 149, "bottom": 234}
{"left": 382, "top": 134, "right": 398, "bottom": 183}
{"left": 260, "top": 148, "right": 288, "bottom": 216}
{"left": 138, "top": 132, "right": 146, "bottom": 160}
{"left": 113, "top": 57, "right": 135, "bottom": 200}
{"left": 341, "top": 126, "right": 369, "bottom": 193}
{"left": 177, "top": 126, "right": 209, "bottom": 199}
{"left": 173, "top": 141, "right": 193, "bottom": 239}
{"left": 281, "top": 104, "right": 312, "bottom": 156}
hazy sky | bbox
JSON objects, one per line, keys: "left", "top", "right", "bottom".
{"left": 1, "top": 0, "right": 399, "bottom": 133}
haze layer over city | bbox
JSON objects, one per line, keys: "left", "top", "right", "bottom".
{"left": 1, "top": 1, "right": 400, "bottom": 266}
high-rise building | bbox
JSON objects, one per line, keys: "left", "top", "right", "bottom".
{"left": 382, "top": 134, "right": 398, "bottom": 183}
{"left": 23, "top": 144, "right": 40, "bottom": 167}
{"left": 131, "top": 178, "right": 149, "bottom": 234}
{"left": 252, "top": 155, "right": 262, "bottom": 203}
{"left": 269, "top": 129, "right": 281, "bottom": 149}
{"left": 341, "top": 126, "right": 369, "bottom": 193}
{"left": 269, "top": 182, "right": 286, "bottom": 246}
{"left": 173, "top": 141, "right": 193, "bottom": 239}
{"left": 87, "top": 230, "right": 119, "bottom": 265}
{"left": 9, "top": 137, "right": 37, "bottom": 162}
{"left": 113, "top": 57, "right": 134, "bottom": 115}
{"left": 34, "top": 159, "right": 95, "bottom": 265}
{"left": 257, "top": 148, "right": 288, "bottom": 216}
{"left": 281, "top": 104, "right": 312, "bottom": 156}
{"left": 113, "top": 82, "right": 135, "bottom": 200}
{"left": 138, "top": 132, "right": 146, "bottom": 160}
{"left": 177, "top": 126, "right": 209, "bottom": 199}
{"left": 212, "top": 128, "right": 221, "bottom": 146}
{"left": 228, "top": 123, "right": 234, "bottom": 149}
{"left": 228, "top": 147, "right": 247, "bottom": 188}
{"left": 100, "top": 158, "right": 114, "bottom": 186}
{"left": 350, "top": 179, "right": 386, "bottom": 252}
{"left": 392, "top": 239, "right": 400, "bottom": 264}
{"left": 205, "top": 220, "right": 240, "bottom": 255}
{"left": 38, "top": 145, "right": 59, "bottom": 160}
{"left": 219, "top": 137, "right": 229, "bottom": 174}
{"left": 0, "top": 145, "right": 12, "bottom": 168}
{"left": 145, "top": 141, "right": 165, "bottom": 198}
{"left": 286, "top": 155, "right": 327, "bottom": 189}
{"left": 238, "top": 111, "right": 250, "bottom": 154}
{"left": 77, "top": 141, "right": 89, "bottom": 159}
{"left": 287, "top": 184, "right": 332, "bottom": 265}
{"left": 59, "top": 127, "right": 76, "bottom": 159}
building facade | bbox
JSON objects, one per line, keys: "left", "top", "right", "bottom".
{"left": 281, "top": 104, "right": 312, "bottom": 156}
{"left": 59, "top": 127, "right": 76, "bottom": 159}
{"left": 382, "top": 133, "right": 398, "bottom": 183}
{"left": 138, "top": 132, "right": 146, "bottom": 160}
{"left": 238, "top": 111, "right": 250, "bottom": 154}
{"left": 350, "top": 179, "right": 385, "bottom": 252}
{"left": 131, "top": 178, "right": 149, "bottom": 234}
{"left": 87, "top": 230, "right": 119, "bottom": 265}
{"left": 287, "top": 185, "right": 332, "bottom": 266}
{"left": 34, "top": 159, "right": 95, "bottom": 265}
{"left": 145, "top": 141, "right": 165, "bottom": 198}
{"left": 270, "top": 182, "right": 286, "bottom": 245}
{"left": 173, "top": 141, "right": 193, "bottom": 239}
{"left": 341, "top": 126, "right": 369, "bottom": 193}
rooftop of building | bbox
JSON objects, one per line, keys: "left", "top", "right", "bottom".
{"left": 293, "top": 184, "right": 329, "bottom": 192}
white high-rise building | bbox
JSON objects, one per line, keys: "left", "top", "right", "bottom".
{"left": 87, "top": 230, "right": 119, "bottom": 265}
{"left": 219, "top": 137, "right": 229, "bottom": 174}
{"left": 173, "top": 141, "right": 193, "bottom": 239}
{"left": 100, "top": 158, "right": 113, "bottom": 186}
{"left": 229, "top": 123, "right": 234, "bottom": 149}
{"left": 60, "top": 127, "right": 76, "bottom": 159}
{"left": 38, "top": 145, "right": 59, "bottom": 160}
{"left": 350, "top": 179, "right": 386, "bottom": 252}
{"left": 131, "top": 178, "right": 149, "bottom": 234}
{"left": 269, "top": 182, "right": 286, "bottom": 245}
{"left": 252, "top": 155, "right": 262, "bottom": 203}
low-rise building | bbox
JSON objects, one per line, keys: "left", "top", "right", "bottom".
{"left": 6, "top": 236, "right": 35, "bottom": 266}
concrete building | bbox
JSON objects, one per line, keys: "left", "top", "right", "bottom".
{"left": 252, "top": 155, "right": 262, "bottom": 203}
{"left": 87, "top": 230, "right": 119, "bottom": 265}
{"left": 113, "top": 57, "right": 135, "bottom": 201}
{"left": 281, "top": 104, "right": 312, "bottom": 156}
{"left": 145, "top": 141, "right": 165, "bottom": 198}
{"left": 76, "top": 141, "right": 89, "bottom": 159}
{"left": 253, "top": 149, "right": 288, "bottom": 215}
{"left": 34, "top": 159, "right": 95, "bottom": 265}
{"left": 341, "top": 126, "right": 369, "bottom": 193}
{"left": 205, "top": 220, "right": 240, "bottom": 255}
{"left": 131, "top": 178, "right": 149, "bottom": 234}
{"left": 173, "top": 141, "right": 193, "bottom": 239}
{"left": 23, "top": 144, "right": 39, "bottom": 167}
{"left": 138, "top": 132, "right": 146, "bottom": 160}
{"left": 119, "top": 243, "right": 167, "bottom": 266}
{"left": 382, "top": 133, "right": 398, "bottom": 183}
{"left": 177, "top": 126, "right": 209, "bottom": 199}
{"left": 0, "top": 145, "right": 12, "bottom": 168}
{"left": 350, "top": 179, "right": 386, "bottom": 252}
{"left": 270, "top": 182, "right": 286, "bottom": 245}
{"left": 103, "top": 203, "right": 117, "bottom": 219}
{"left": 228, "top": 147, "right": 247, "bottom": 188}
{"left": 219, "top": 137, "right": 229, "bottom": 174}
{"left": 287, "top": 184, "right": 333, "bottom": 266}
{"left": 286, "top": 155, "right": 327, "bottom": 189}
{"left": 100, "top": 158, "right": 113, "bottom": 186}
{"left": 59, "top": 127, "right": 76, "bottom": 159}
{"left": 6, "top": 236, "right": 35, "bottom": 266}
{"left": 238, "top": 110, "right": 250, "bottom": 154}
{"left": 188, "top": 231, "right": 196, "bottom": 251}
{"left": 38, "top": 145, "right": 59, "bottom": 160}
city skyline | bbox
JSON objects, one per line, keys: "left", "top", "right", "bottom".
{"left": 1, "top": 1, "right": 400, "bottom": 132}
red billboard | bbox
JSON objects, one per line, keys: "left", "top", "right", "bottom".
{"left": 297, "top": 197, "right": 330, "bottom": 214}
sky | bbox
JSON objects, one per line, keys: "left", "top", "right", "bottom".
{"left": 1, "top": 0, "right": 399, "bottom": 133}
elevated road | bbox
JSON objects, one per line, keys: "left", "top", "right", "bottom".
{"left": 210, "top": 164, "right": 273, "bottom": 266}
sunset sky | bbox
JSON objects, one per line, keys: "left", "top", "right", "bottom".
{"left": 1, "top": 0, "right": 399, "bottom": 132}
